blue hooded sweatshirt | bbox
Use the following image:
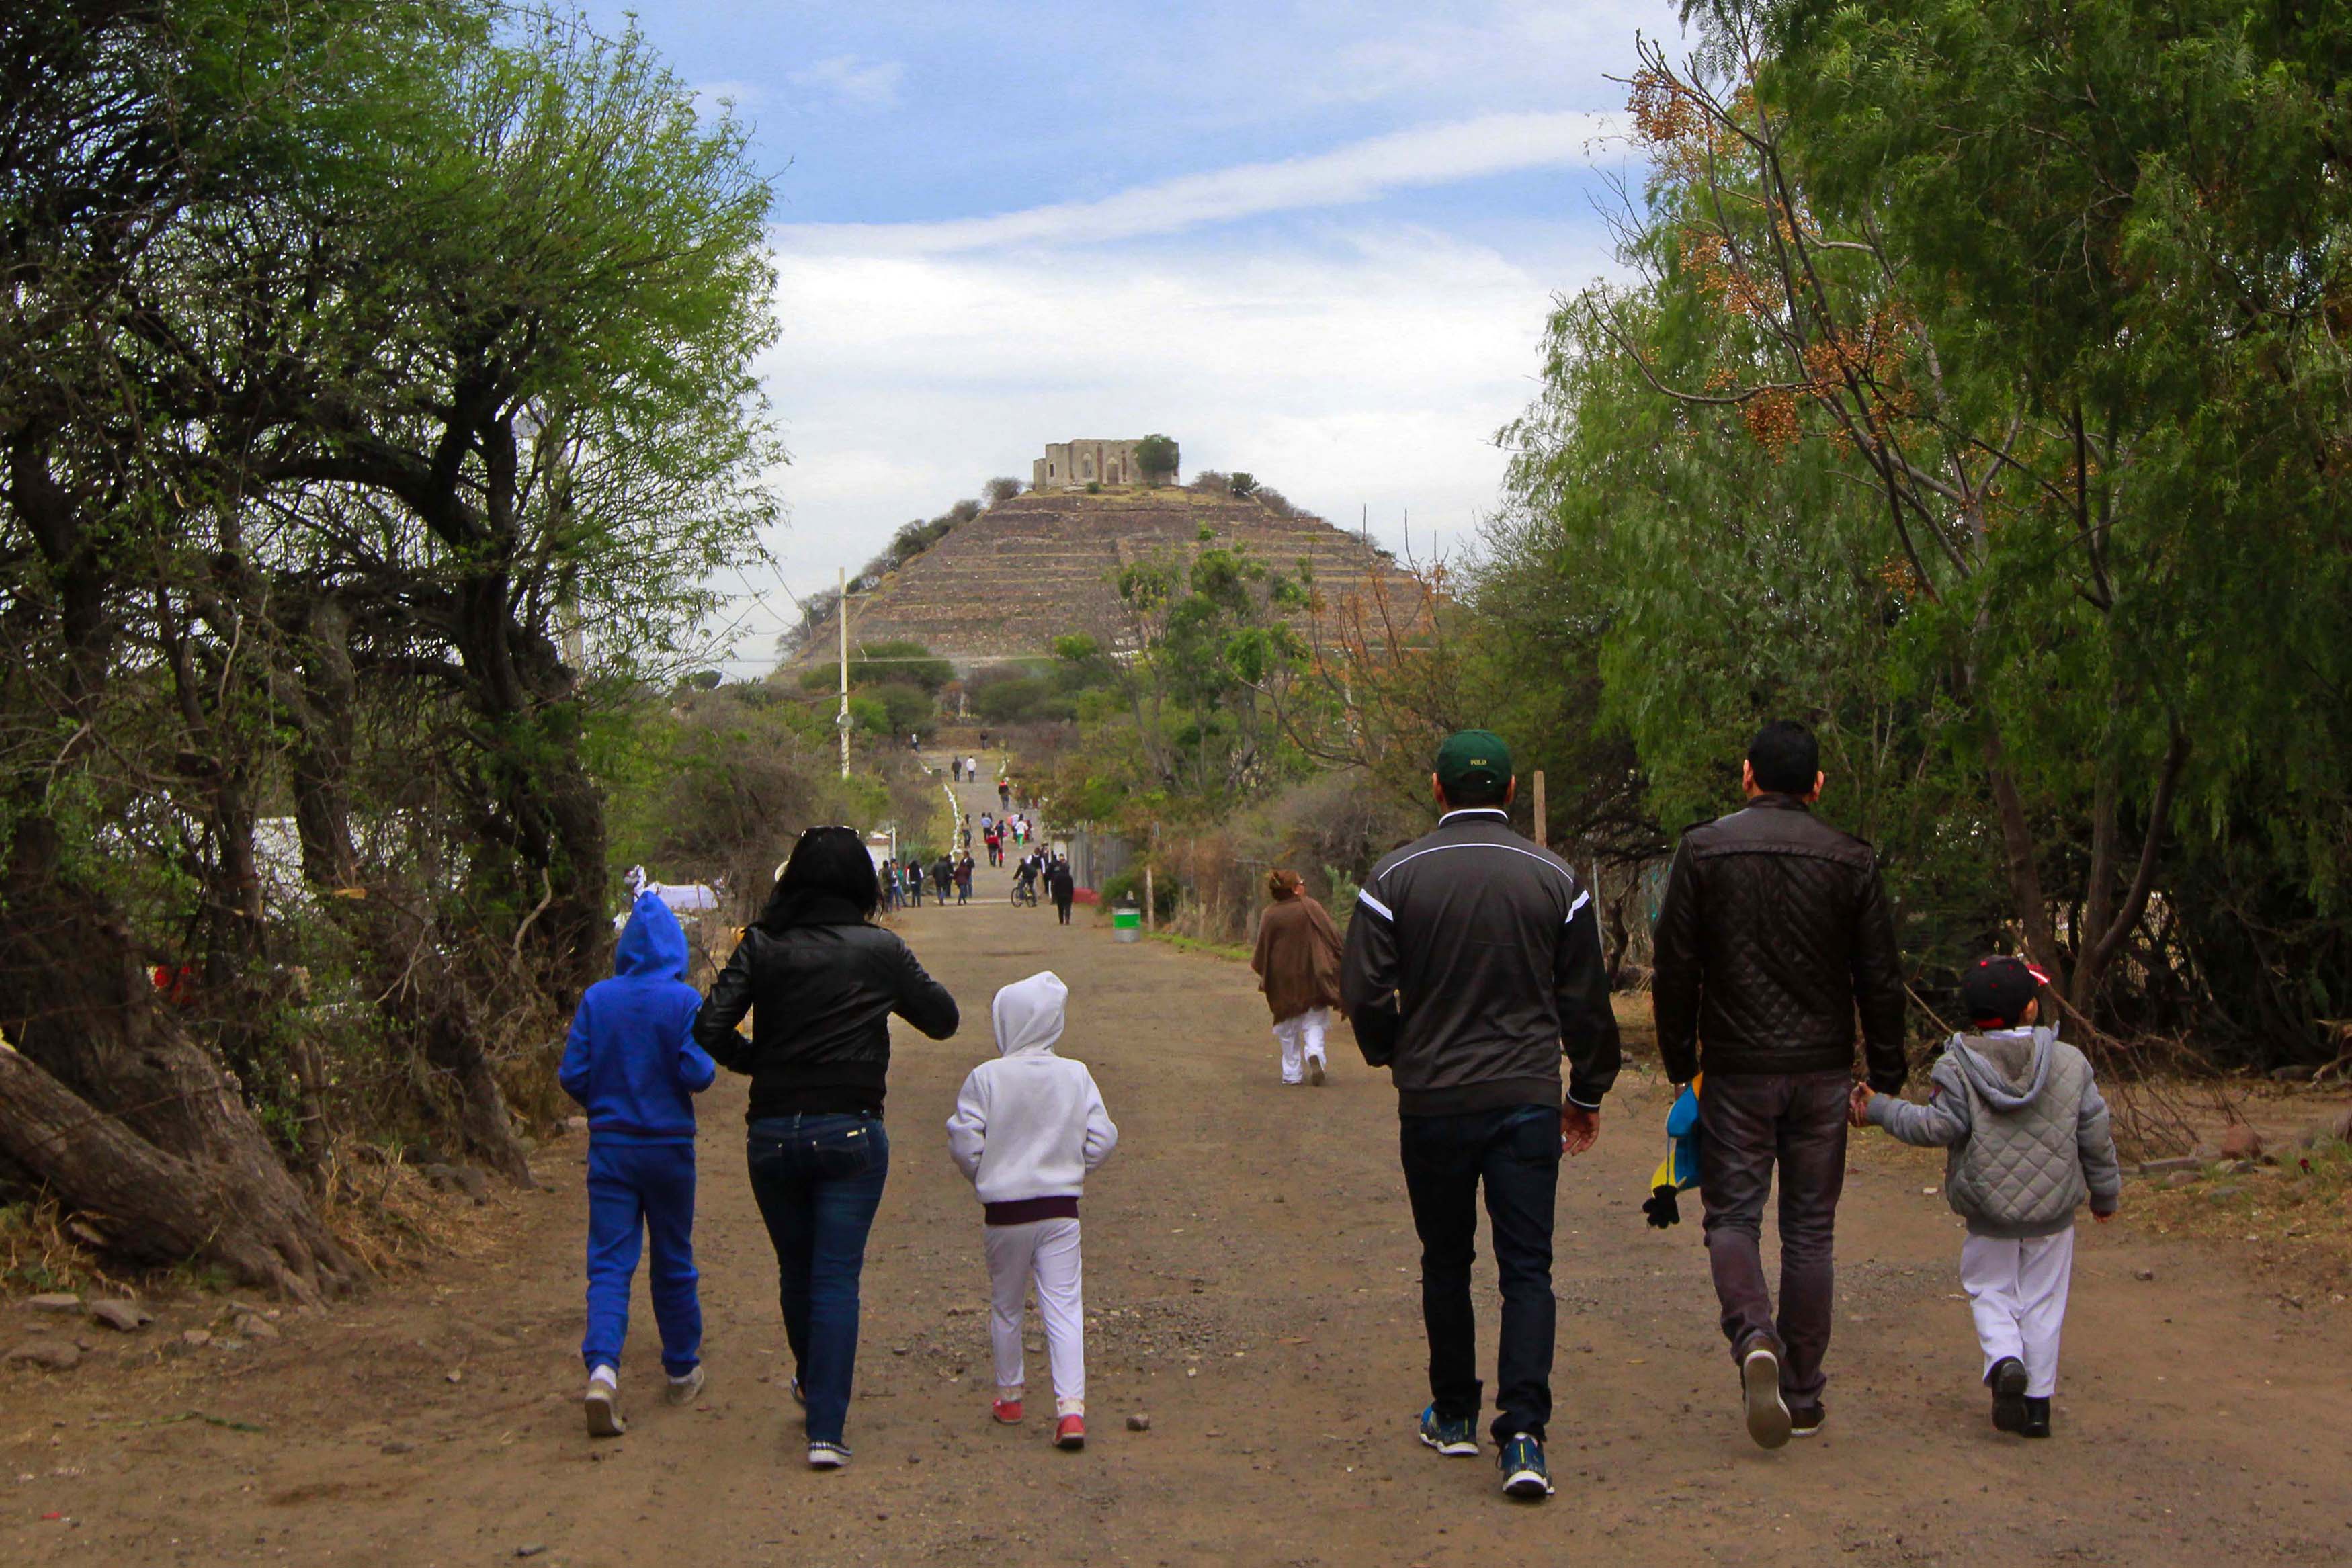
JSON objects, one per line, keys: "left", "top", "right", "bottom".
{"left": 558, "top": 892, "right": 716, "bottom": 1143}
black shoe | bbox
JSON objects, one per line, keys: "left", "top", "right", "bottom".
{"left": 1986, "top": 1357, "right": 2028, "bottom": 1434}
{"left": 2021, "top": 1396, "right": 2052, "bottom": 1438}
{"left": 1788, "top": 1403, "right": 1825, "bottom": 1438}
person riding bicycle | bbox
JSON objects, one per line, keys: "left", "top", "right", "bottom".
{"left": 1013, "top": 857, "right": 1040, "bottom": 906}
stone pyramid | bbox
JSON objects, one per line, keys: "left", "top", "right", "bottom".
{"left": 799, "top": 488, "right": 1408, "bottom": 669}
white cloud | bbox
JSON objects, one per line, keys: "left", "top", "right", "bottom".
{"left": 787, "top": 54, "right": 905, "bottom": 112}
{"left": 779, "top": 110, "right": 1628, "bottom": 254}
{"left": 735, "top": 224, "right": 1614, "bottom": 646}
{"left": 690, "top": 78, "right": 767, "bottom": 121}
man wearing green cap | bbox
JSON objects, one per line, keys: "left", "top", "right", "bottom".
{"left": 1340, "top": 728, "right": 1620, "bottom": 1502}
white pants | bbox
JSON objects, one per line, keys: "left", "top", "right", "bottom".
{"left": 1960, "top": 1226, "right": 2075, "bottom": 1398}
{"left": 985, "top": 1217, "right": 1085, "bottom": 1416}
{"left": 1273, "top": 1008, "right": 1330, "bottom": 1084}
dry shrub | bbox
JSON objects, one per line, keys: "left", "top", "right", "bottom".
{"left": 0, "top": 1196, "right": 129, "bottom": 1298}
{"left": 314, "top": 1138, "right": 505, "bottom": 1278}
{"left": 1163, "top": 769, "right": 1420, "bottom": 945}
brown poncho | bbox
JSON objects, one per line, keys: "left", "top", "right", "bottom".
{"left": 1251, "top": 894, "right": 1344, "bottom": 1022}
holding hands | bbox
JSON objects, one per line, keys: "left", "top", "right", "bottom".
{"left": 1847, "top": 1080, "right": 1874, "bottom": 1129}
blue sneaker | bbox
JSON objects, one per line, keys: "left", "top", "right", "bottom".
{"left": 1498, "top": 1432, "right": 1554, "bottom": 1499}
{"left": 1417, "top": 1405, "right": 1477, "bottom": 1457}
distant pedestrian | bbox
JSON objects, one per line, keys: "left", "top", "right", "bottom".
{"left": 1853, "top": 956, "right": 2119, "bottom": 1440}
{"left": 1251, "top": 869, "right": 1343, "bottom": 1088}
{"left": 1652, "top": 719, "right": 1906, "bottom": 1448}
{"left": 956, "top": 855, "right": 976, "bottom": 905}
{"left": 946, "top": 971, "right": 1118, "bottom": 1450}
{"left": 560, "top": 891, "right": 717, "bottom": 1437}
{"left": 999, "top": 780, "right": 1013, "bottom": 812}
{"left": 1047, "top": 858, "right": 1076, "bottom": 925}
{"left": 1340, "top": 729, "right": 1619, "bottom": 1501}
{"left": 905, "top": 857, "right": 924, "bottom": 908}
{"left": 933, "top": 855, "right": 954, "bottom": 904}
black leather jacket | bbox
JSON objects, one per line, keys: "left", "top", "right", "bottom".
{"left": 695, "top": 920, "right": 958, "bottom": 1121}
{"left": 1650, "top": 795, "right": 1906, "bottom": 1092}
{"left": 1339, "top": 808, "right": 1622, "bottom": 1116}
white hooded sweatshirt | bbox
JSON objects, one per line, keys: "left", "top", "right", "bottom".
{"left": 946, "top": 971, "right": 1118, "bottom": 1205}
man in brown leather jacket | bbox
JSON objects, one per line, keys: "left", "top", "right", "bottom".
{"left": 1651, "top": 720, "right": 1906, "bottom": 1451}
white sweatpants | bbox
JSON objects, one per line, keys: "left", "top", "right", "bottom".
{"left": 985, "top": 1217, "right": 1085, "bottom": 1416}
{"left": 1959, "top": 1226, "right": 2075, "bottom": 1398}
{"left": 1272, "top": 1008, "right": 1330, "bottom": 1084}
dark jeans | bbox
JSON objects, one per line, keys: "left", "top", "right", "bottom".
{"left": 1054, "top": 896, "right": 1073, "bottom": 924}
{"left": 581, "top": 1139, "right": 700, "bottom": 1377}
{"left": 1696, "top": 1071, "right": 1849, "bottom": 1407}
{"left": 745, "top": 1113, "right": 890, "bottom": 1445}
{"left": 1398, "top": 1102, "right": 1560, "bottom": 1444}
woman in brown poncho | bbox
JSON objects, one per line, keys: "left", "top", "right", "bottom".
{"left": 1249, "top": 869, "right": 1345, "bottom": 1086}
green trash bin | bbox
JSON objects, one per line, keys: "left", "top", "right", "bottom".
{"left": 1112, "top": 904, "right": 1141, "bottom": 943}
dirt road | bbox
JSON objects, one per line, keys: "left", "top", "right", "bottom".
{"left": 6, "top": 787, "right": 2351, "bottom": 1565}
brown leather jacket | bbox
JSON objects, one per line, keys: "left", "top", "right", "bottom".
{"left": 1252, "top": 894, "right": 1343, "bottom": 1022}
{"left": 1651, "top": 795, "right": 1907, "bottom": 1092}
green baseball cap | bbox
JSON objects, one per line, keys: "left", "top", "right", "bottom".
{"left": 1434, "top": 729, "right": 1513, "bottom": 795}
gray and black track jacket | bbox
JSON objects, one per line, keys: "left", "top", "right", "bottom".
{"left": 1339, "top": 808, "right": 1622, "bottom": 1117}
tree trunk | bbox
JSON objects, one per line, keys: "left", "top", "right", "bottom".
{"left": 0, "top": 1044, "right": 353, "bottom": 1296}
{"left": 0, "top": 823, "right": 359, "bottom": 1299}
{"left": 1981, "top": 727, "right": 2069, "bottom": 991}
{"left": 2069, "top": 728, "right": 2189, "bottom": 1015}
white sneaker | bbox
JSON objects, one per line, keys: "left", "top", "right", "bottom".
{"left": 807, "top": 1440, "right": 851, "bottom": 1469}
{"left": 665, "top": 1365, "right": 706, "bottom": 1406}
{"left": 584, "top": 1370, "right": 624, "bottom": 1438}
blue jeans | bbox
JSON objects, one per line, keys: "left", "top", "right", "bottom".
{"left": 582, "top": 1139, "right": 702, "bottom": 1377}
{"left": 1398, "top": 1103, "right": 1560, "bottom": 1445}
{"left": 745, "top": 1113, "right": 890, "bottom": 1444}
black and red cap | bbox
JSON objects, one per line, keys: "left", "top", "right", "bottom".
{"left": 1958, "top": 955, "right": 2050, "bottom": 1028}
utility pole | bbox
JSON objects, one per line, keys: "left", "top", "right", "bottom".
{"left": 835, "top": 566, "right": 852, "bottom": 779}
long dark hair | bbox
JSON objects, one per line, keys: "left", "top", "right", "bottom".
{"left": 756, "top": 826, "right": 880, "bottom": 933}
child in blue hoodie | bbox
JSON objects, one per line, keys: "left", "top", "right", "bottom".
{"left": 558, "top": 891, "right": 717, "bottom": 1436}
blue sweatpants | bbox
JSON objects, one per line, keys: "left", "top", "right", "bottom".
{"left": 582, "top": 1139, "right": 702, "bottom": 1377}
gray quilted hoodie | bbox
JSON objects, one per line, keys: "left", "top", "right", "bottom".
{"left": 1866, "top": 1027, "right": 2122, "bottom": 1239}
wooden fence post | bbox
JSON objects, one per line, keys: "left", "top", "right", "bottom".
{"left": 1531, "top": 770, "right": 1548, "bottom": 850}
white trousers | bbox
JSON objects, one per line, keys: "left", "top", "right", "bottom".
{"left": 1273, "top": 1008, "right": 1330, "bottom": 1084}
{"left": 1959, "top": 1226, "right": 2075, "bottom": 1398}
{"left": 985, "top": 1217, "right": 1085, "bottom": 1416}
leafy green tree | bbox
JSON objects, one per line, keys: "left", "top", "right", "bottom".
{"left": 1482, "top": 3, "right": 2351, "bottom": 1060}
{"left": 1134, "top": 433, "right": 1179, "bottom": 486}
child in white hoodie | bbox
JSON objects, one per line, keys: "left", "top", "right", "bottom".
{"left": 946, "top": 971, "right": 1118, "bottom": 1450}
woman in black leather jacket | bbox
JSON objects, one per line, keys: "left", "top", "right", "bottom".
{"left": 695, "top": 826, "right": 958, "bottom": 1467}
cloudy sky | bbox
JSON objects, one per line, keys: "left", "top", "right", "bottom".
{"left": 575, "top": 2, "right": 1675, "bottom": 675}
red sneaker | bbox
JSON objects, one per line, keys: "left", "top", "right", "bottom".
{"left": 991, "top": 1398, "right": 1024, "bottom": 1425}
{"left": 1054, "top": 1415, "right": 1086, "bottom": 1450}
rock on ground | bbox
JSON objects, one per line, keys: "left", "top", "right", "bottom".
{"left": 86, "top": 1300, "right": 149, "bottom": 1333}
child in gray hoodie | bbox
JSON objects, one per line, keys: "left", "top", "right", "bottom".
{"left": 1852, "top": 956, "right": 2121, "bottom": 1438}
